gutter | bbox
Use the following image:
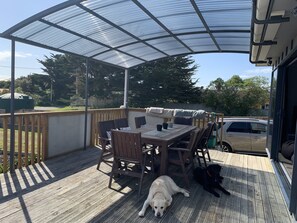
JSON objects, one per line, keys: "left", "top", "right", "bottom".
{"left": 249, "top": 0, "right": 290, "bottom": 64}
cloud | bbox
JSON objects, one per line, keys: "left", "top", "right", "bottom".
{"left": 239, "top": 67, "right": 272, "bottom": 79}
{"left": 244, "top": 67, "right": 272, "bottom": 75}
{"left": 0, "top": 51, "right": 11, "bottom": 61}
{"left": 0, "top": 50, "right": 32, "bottom": 61}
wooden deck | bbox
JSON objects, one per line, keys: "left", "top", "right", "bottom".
{"left": 0, "top": 148, "right": 293, "bottom": 223}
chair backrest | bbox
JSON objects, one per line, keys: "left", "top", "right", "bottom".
{"left": 111, "top": 130, "right": 143, "bottom": 162}
{"left": 174, "top": 117, "right": 193, "bottom": 126}
{"left": 98, "top": 120, "right": 115, "bottom": 139}
{"left": 197, "top": 122, "right": 215, "bottom": 148}
{"left": 135, "top": 116, "right": 146, "bottom": 129}
{"left": 178, "top": 128, "right": 204, "bottom": 160}
{"left": 186, "top": 129, "right": 200, "bottom": 150}
{"left": 194, "top": 128, "right": 207, "bottom": 148}
{"left": 203, "top": 122, "right": 215, "bottom": 143}
{"left": 114, "top": 118, "right": 129, "bottom": 129}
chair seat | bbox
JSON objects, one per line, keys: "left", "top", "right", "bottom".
{"left": 97, "top": 120, "right": 116, "bottom": 170}
{"left": 167, "top": 128, "right": 203, "bottom": 187}
{"left": 108, "top": 130, "right": 155, "bottom": 197}
{"left": 168, "top": 152, "right": 191, "bottom": 166}
{"left": 195, "top": 122, "right": 214, "bottom": 167}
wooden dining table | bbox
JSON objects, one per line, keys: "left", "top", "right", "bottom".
{"left": 135, "top": 124, "right": 197, "bottom": 175}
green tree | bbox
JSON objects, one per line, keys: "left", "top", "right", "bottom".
{"left": 129, "top": 56, "right": 201, "bottom": 107}
{"left": 37, "top": 54, "right": 201, "bottom": 108}
{"left": 203, "top": 75, "right": 270, "bottom": 115}
{"left": 15, "top": 73, "right": 51, "bottom": 105}
{"left": 0, "top": 80, "right": 10, "bottom": 89}
{"left": 38, "top": 54, "right": 124, "bottom": 107}
{"left": 38, "top": 54, "right": 77, "bottom": 105}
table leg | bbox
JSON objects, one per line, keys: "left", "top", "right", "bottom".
{"left": 159, "top": 142, "right": 168, "bottom": 175}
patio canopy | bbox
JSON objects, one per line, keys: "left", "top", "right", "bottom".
{"left": 0, "top": 0, "right": 252, "bottom": 69}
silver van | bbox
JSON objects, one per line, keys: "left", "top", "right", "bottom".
{"left": 217, "top": 118, "right": 269, "bottom": 154}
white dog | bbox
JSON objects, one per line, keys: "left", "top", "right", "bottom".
{"left": 138, "top": 175, "right": 190, "bottom": 217}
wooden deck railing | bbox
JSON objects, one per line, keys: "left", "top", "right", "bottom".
{"left": 90, "top": 108, "right": 127, "bottom": 146}
{"left": 0, "top": 108, "right": 126, "bottom": 173}
{"left": 0, "top": 113, "right": 48, "bottom": 173}
{"left": 0, "top": 107, "right": 222, "bottom": 174}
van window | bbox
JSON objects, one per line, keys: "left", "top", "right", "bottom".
{"left": 227, "top": 122, "right": 250, "bottom": 133}
{"left": 251, "top": 123, "right": 267, "bottom": 134}
{"left": 214, "top": 122, "right": 225, "bottom": 130}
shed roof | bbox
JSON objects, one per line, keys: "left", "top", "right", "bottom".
{"left": 0, "top": 0, "right": 252, "bottom": 69}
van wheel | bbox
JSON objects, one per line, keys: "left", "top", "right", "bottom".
{"left": 222, "top": 143, "right": 232, "bottom": 152}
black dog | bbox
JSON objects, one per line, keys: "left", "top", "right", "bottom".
{"left": 193, "top": 164, "right": 230, "bottom": 197}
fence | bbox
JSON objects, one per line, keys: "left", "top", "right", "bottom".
{"left": 0, "top": 108, "right": 126, "bottom": 173}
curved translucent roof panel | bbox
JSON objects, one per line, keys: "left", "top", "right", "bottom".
{"left": 1, "top": 0, "right": 252, "bottom": 69}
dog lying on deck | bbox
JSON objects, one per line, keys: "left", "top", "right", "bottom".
{"left": 193, "top": 164, "right": 231, "bottom": 197}
{"left": 138, "top": 175, "right": 190, "bottom": 218}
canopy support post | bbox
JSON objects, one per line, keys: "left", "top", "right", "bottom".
{"left": 10, "top": 40, "right": 16, "bottom": 173}
{"left": 123, "top": 69, "right": 129, "bottom": 108}
{"left": 83, "top": 59, "right": 89, "bottom": 150}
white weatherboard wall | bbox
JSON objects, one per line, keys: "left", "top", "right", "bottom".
{"left": 48, "top": 114, "right": 91, "bottom": 157}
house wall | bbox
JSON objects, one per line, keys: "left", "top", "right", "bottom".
{"left": 48, "top": 113, "right": 91, "bottom": 158}
{"left": 272, "top": 46, "right": 297, "bottom": 220}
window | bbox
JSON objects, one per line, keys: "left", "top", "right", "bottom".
{"left": 227, "top": 122, "right": 250, "bottom": 133}
{"left": 251, "top": 123, "right": 267, "bottom": 134}
{"left": 267, "top": 69, "right": 277, "bottom": 152}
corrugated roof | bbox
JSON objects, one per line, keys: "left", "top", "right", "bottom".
{"left": 1, "top": 0, "right": 252, "bottom": 69}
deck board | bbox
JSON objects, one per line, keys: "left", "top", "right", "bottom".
{"left": 0, "top": 148, "right": 293, "bottom": 223}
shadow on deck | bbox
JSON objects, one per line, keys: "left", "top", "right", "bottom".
{"left": 0, "top": 148, "right": 293, "bottom": 223}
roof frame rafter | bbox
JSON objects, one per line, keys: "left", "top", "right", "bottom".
{"left": 0, "top": 0, "right": 252, "bottom": 69}
{"left": 40, "top": 19, "right": 146, "bottom": 62}
{"left": 190, "top": 0, "right": 221, "bottom": 52}
{"left": 76, "top": 3, "right": 169, "bottom": 57}
{"left": 132, "top": 0, "right": 194, "bottom": 53}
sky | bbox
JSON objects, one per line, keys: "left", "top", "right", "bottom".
{"left": 0, "top": 1, "right": 272, "bottom": 87}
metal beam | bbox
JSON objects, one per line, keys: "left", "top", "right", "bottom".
{"left": 78, "top": 4, "right": 169, "bottom": 57}
{"left": 123, "top": 69, "right": 129, "bottom": 108}
{"left": 10, "top": 40, "right": 16, "bottom": 173}
{"left": 254, "top": 15, "right": 290, "bottom": 25}
{"left": 252, "top": 40, "right": 277, "bottom": 46}
{"left": 190, "top": 0, "right": 222, "bottom": 52}
{"left": 40, "top": 19, "right": 147, "bottom": 63}
{"left": 1, "top": 0, "right": 86, "bottom": 37}
{"left": 83, "top": 59, "right": 89, "bottom": 150}
{"left": 3, "top": 36, "right": 126, "bottom": 69}
{"left": 132, "top": 0, "right": 194, "bottom": 53}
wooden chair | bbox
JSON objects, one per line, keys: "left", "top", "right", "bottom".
{"left": 195, "top": 122, "right": 214, "bottom": 167}
{"left": 135, "top": 116, "right": 146, "bottom": 129}
{"left": 114, "top": 118, "right": 129, "bottom": 129}
{"left": 167, "top": 128, "right": 203, "bottom": 187}
{"left": 96, "top": 120, "right": 115, "bottom": 170}
{"left": 108, "top": 130, "right": 154, "bottom": 196}
{"left": 174, "top": 117, "right": 193, "bottom": 141}
{"left": 134, "top": 116, "right": 158, "bottom": 153}
{"left": 174, "top": 117, "right": 193, "bottom": 126}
